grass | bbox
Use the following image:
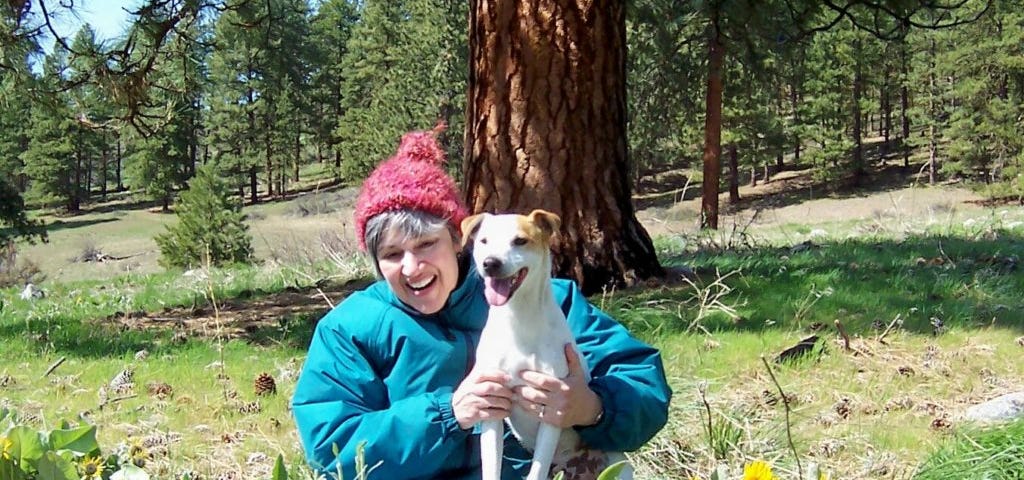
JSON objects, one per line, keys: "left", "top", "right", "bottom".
{"left": 1, "top": 181, "right": 1023, "bottom": 478}
{"left": 913, "top": 419, "right": 1024, "bottom": 479}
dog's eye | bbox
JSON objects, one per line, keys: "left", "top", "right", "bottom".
{"left": 512, "top": 237, "right": 528, "bottom": 246}
{"left": 479, "top": 237, "right": 488, "bottom": 245}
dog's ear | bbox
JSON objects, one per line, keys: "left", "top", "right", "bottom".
{"left": 528, "top": 209, "right": 561, "bottom": 241}
{"left": 460, "top": 213, "right": 488, "bottom": 248}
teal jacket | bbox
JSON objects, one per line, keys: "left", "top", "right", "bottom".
{"left": 291, "top": 264, "right": 671, "bottom": 479}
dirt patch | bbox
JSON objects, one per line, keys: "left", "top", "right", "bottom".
{"left": 636, "top": 164, "right": 989, "bottom": 238}
{"left": 104, "top": 279, "right": 372, "bottom": 340}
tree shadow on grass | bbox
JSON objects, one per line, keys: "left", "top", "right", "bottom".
{"left": 619, "top": 230, "right": 1024, "bottom": 337}
{"left": 0, "top": 278, "right": 371, "bottom": 359}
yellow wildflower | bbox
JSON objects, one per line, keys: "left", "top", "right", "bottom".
{"left": 80, "top": 455, "right": 105, "bottom": 479}
{"left": 0, "top": 436, "right": 12, "bottom": 460}
{"left": 743, "top": 460, "right": 777, "bottom": 480}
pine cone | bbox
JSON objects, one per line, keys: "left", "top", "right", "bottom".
{"left": 833, "top": 397, "right": 852, "bottom": 419}
{"left": 146, "top": 381, "right": 174, "bottom": 399}
{"left": 238, "top": 401, "right": 261, "bottom": 415}
{"left": 254, "top": 372, "right": 277, "bottom": 396}
{"left": 109, "top": 368, "right": 135, "bottom": 395}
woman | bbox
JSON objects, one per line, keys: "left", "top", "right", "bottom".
{"left": 291, "top": 127, "right": 671, "bottom": 479}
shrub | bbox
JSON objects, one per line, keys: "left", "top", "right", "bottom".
{"left": 155, "top": 165, "right": 253, "bottom": 269}
{"left": 0, "top": 240, "right": 43, "bottom": 288}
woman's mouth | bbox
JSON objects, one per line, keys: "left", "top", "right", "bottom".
{"left": 406, "top": 275, "right": 436, "bottom": 292}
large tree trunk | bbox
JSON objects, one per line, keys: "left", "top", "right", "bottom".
{"left": 464, "top": 0, "right": 663, "bottom": 295}
{"left": 701, "top": 8, "right": 724, "bottom": 229}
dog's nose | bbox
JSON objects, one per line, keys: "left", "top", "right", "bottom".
{"left": 482, "top": 257, "right": 503, "bottom": 275}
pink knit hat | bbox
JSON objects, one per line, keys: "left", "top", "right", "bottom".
{"left": 353, "top": 125, "right": 468, "bottom": 251}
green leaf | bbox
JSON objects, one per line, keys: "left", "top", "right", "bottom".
{"left": 597, "top": 460, "right": 629, "bottom": 480}
{"left": 7, "top": 425, "right": 46, "bottom": 470}
{"left": 48, "top": 424, "right": 99, "bottom": 456}
{"left": 111, "top": 464, "right": 151, "bottom": 480}
{"left": 552, "top": 472, "right": 565, "bottom": 480}
{"left": 0, "top": 456, "right": 27, "bottom": 480}
{"left": 272, "top": 454, "right": 288, "bottom": 480}
{"left": 34, "top": 451, "right": 78, "bottom": 480}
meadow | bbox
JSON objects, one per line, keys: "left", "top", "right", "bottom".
{"left": 1, "top": 165, "right": 1023, "bottom": 479}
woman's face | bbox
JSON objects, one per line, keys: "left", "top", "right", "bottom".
{"left": 376, "top": 227, "right": 460, "bottom": 314}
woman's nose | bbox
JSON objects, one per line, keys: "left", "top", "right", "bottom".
{"left": 401, "top": 251, "right": 419, "bottom": 275}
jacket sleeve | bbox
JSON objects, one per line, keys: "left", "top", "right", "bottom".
{"left": 291, "top": 305, "right": 470, "bottom": 478}
{"left": 558, "top": 281, "right": 672, "bottom": 452}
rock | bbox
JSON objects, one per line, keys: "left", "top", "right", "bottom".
{"left": 19, "top": 283, "right": 45, "bottom": 300}
{"left": 964, "top": 391, "right": 1024, "bottom": 422}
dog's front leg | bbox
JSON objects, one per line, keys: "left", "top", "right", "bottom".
{"left": 480, "top": 419, "right": 504, "bottom": 480}
{"left": 526, "top": 422, "right": 561, "bottom": 480}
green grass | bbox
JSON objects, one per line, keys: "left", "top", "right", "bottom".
{"left": 1, "top": 184, "right": 1023, "bottom": 478}
{"left": 914, "top": 420, "right": 1024, "bottom": 479}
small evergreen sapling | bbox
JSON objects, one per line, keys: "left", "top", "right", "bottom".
{"left": 155, "top": 165, "right": 253, "bottom": 268}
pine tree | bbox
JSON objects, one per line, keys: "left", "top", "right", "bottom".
{"left": 626, "top": 3, "right": 703, "bottom": 192}
{"left": 155, "top": 164, "right": 253, "bottom": 268}
{"left": 308, "top": 0, "right": 359, "bottom": 177}
{"left": 336, "top": 0, "right": 467, "bottom": 180}
{"left": 21, "top": 49, "right": 83, "bottom": 212}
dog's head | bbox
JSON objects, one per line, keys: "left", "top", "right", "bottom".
{"left": 460, "top": 209, "right": 561, "bottom": 307}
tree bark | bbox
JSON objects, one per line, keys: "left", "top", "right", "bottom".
{"left": 701, "top": 7, "right": 723, "bottom": 229}
{"left": 790, "top": 80, "right": 799, "bottom": 167}
{"left": 100, "top": 143, "right": 108, "bottom": 200}
{"left": 464, "top": 0, "right": 663, "bottom": 295}
{"left": 116, "top": 135, "right": 124, "bottom": 191}
{"left": 928, "top": 38, "right": 937, "bottom": 184}
{"left": 881, "top": 63, "right": 891, "bottom": 160}
{"left": 900, "top": 37, "right": 910, "bottom": 168}
{"left": 728, "top": 143, "right": 739, "bottom": 204}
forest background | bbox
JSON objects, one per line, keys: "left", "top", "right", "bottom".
{"left": 0, "top": 0, "right": 1023, "bottom": 479}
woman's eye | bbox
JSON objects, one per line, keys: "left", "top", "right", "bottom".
{"left": 380, "top": 251, "right": 400, "bottom": 261}
{"left": 512, "top": 237, "right": 528, "bottom": 246}
{"left": 419, "top": 239, "right": 437, "bottom": 249}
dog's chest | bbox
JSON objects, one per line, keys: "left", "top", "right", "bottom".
{"left": 475, "top": 308, "right": 574, "bottom": 381}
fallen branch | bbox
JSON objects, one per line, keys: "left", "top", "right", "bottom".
{"left": 877, "top": 313, "right": 902, "bottom": 345}
{"left": 43, "top": 356, "right": 66, "bottom": 377}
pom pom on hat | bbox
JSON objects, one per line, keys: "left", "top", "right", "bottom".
{"left": 353, "top": 124, "right": 468, "bottom": 251}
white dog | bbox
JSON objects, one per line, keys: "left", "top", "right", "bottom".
{"left": 462, "top": 210, "right": 629, "bottom": 480}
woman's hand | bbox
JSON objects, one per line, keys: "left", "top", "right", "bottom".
{"left": 452, "top": 368, "right": 515, "bottom": 430}
{"left": 515, "top": 344, "right": 603, "bottom": 429}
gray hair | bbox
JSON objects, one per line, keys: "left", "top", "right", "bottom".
{"left": 364, "top": 209, "right": 459, "bottom": 278}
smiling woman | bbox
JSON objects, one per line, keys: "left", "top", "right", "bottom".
{"left": 368, "top": 211, "right": 460, "bottom": 315}
{"left": 290, "top": 125, "right": 670, "bottom": 480}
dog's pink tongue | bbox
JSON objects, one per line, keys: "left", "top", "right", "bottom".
{"left": 484, "top": 277, "right": 512, "bottom": 306}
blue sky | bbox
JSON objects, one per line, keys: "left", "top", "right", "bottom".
{"left": 39, "top": 0, "right": 139, "bottom": 51}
